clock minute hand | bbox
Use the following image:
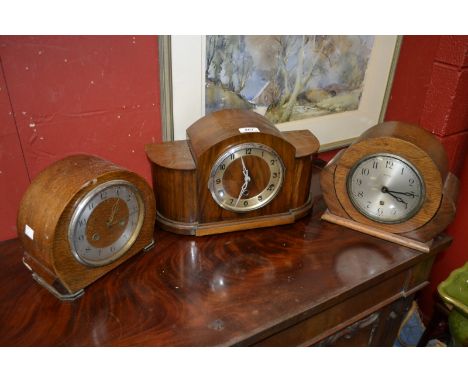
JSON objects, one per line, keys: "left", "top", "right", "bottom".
{"left": 381, "top": 186, "right": 408, "bottom": 207}
{"left": 236, "top": 157, "right": 251, "bottom": 207}
{"left": 241, "top": 156, "right": 250, "bottom": 182}
{"left": 107, "top": 198, "right": 120, "bottom": 226}
{"left": 384, "top": 189, "right": 418, "bottom": 198}
{"left": 235, "top": 180, "right": 249, "bottom": 207}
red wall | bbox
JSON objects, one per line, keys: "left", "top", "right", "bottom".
{"left": 385, "top": 36, "right": 468, "bottom": 319}
{"left": 0, "top": 36, "right": 161, "bottom": 241}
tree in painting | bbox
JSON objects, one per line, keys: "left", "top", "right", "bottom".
{"left": 205, "top": 35, "right": 374, "bottom": 124}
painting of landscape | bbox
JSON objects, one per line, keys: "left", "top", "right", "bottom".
{"left": 205, "top": 35, "right": 375, "bottom": 124}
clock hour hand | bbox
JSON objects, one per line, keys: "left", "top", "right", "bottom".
{"left": 384, "top": 189, "right": 419, "bottom": 198}
{"left": 381, "top": 186, "right": 408, "bottom": 207}
{"left": 236, "top": 157, "right": 251, "bottom": 206}
{"left": 107, "top": 198, "right": 120, "bottom": 227}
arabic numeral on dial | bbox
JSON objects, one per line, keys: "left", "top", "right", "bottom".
{"left": 361, "top": 168, "right": 370, "bottom": 176}
{"left": 372, "top": 161, "right": 378, "bottom": 169}
{"left": 409, "top": 178, "right": 415, "bottom": 186}
{"left": 357, "top": 191, "right": 364, "bottom": 198}
{"left": 267, "top": 184, "right": 275, "bottom": 191}
{"left": 270, "top": 159, "right": 277, "bottom": 166}
{"left": 386, "top": 161, "right": 394, "bottom": 169}
{"left": 215, "top": 178, "right": 221, "bottom": 184}
{"left": 401, "top": 167, "right": 405, "bottom": 175}
{"left": 245, "top": 148, "right": 252, "bottom": 155}
{"left": 366, "top": 201, "right": 372, "bottom": 209}
{"left": 392, "top": 209, "right": 397, "bottom": 215}
{"left": 229, "top": 198, "right": 234, "bottom": 205}
{"left": 220, "top": 164, "right": 226, "bottom": 171}
{"left": 243, "top": 200, "right": 248, "bottom": 207}
{"left": 377, "top": 208, "right": 384, "bottom": 216}
{"left": 110, "top": 246, "right": 115, "bottom": 253}
{"left": 356, "top": 178, "right": 362, "bottom": 185}
{"left": 272, "top": 172, "right": 278, "bottom": 179}
{"left": 258, "top": 195, "right": 263, "bottom": 201}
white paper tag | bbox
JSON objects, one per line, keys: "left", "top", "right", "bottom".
{"left": 25, "top": 224, "right": 34, "bottom": 240}
{"left": 239, "top": 127, "right": 260, "bottom": 133}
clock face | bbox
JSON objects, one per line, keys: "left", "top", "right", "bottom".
{"left": 347, "top": 154, "right": 425, "bottom": 223}
{"left": 208, "top": 143, "right": 285, "bottom": 212}
{"left": 68, "top": 180, "right": 145, "bottom": 267}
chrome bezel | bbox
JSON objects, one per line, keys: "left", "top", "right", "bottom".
{"left": 68, "top": 179, "right": 144, "bottom": 267}
{"left": 208, "top": 143, "right": 285, "bottom": 213}
{"left": 346, "top": 153, "right": 425, "bottom": 224}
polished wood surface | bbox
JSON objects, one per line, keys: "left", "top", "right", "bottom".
{"left": 17, "top": 155, "right": 156, "bottom": 294}
{"left": 321, "top": 210, "right": 433, "bottom": 253}
{"left": 145, "top": 109, "right": 320, "bottom": 235}
{"left": 0, "top": 202, "right": 451, "bottom": 346}
{"left": 321, "top": 121, "right": 458, "bottom": 242}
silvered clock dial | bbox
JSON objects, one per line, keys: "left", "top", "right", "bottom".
{"left": 347, "top": 154, "right": 425, "bottom": 223}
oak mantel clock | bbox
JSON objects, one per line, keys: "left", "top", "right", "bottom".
{"left": 17, "top": 154, "right": 156, "bottom": 300}
{"left": 320, "top": 121, "right": 459, "bottom": 252}
{"left": 146, "top": 109, "right": 320, "bottom": 236}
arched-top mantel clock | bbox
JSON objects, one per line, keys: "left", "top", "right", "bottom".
{"left": 146, "top": 109, "right": 320, "bottom": 236}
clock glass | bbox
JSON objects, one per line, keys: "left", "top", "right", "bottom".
{"left": 68, "top": 180, "right": 145, "bottom": 267}
{"left": 209, "top": 143, "right": 285, "bottom": 212}
{"left": 347, "top": 154, "right": 425, "bottom": 223}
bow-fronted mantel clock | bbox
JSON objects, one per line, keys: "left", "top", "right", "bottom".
{"left": 146, "top": 109, "right": 320, "bottom": 236}
{"left": 17, "top": 155, "right": 156, "bottom": 300}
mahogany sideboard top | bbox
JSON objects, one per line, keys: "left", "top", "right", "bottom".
{"left": 0, "top": 203, "right": 451, "bottom": 346}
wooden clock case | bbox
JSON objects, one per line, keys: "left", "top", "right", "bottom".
{"left": 320, "top": 121, "right": 459, "bottom": 252}
{"left": 146, "top": 109, "right": 320, "bottom": 236}
{"left": 17, "top": 155, "right": 156, "bottom": 299}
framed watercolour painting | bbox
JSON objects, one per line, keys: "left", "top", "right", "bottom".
{"left": 160, "top": 35, "right": 400, "bottom": 150}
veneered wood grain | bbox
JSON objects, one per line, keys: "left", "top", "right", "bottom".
{"left": 0, "top": 202, "right": 451, "bottom": 346}
{"left": 255, "top": 271, "right": 408, "bottom": 346}
{"left": 320, "top": 121, "right": 457, "bottom": 241}
{"left": 282, "top": 130, "right": 320, "bottom": 158}
{"left": 146, "top": 109, "right": 320, "bottom": 235}
{"left": 195, "top": 133, "right": 296, "bottom": 223}
{"left": 145, "top": 141, "right": 196, "bottom": 170}
{"left": 321, "top": 211, "right": 433, "bottom": 253}
{"left": 319, "top": 149, "right": 349, "bottom": 218}
{"left": 403, "top": 172, "right": 459, "bottom": 242}
{"left": 150, "top": 163, "right": 197, "bottom": 224}
{"left": 334, "top": 137, "right": 443, "bottom": 233}
{"left": 360, "top": 121, "right": 449, "bottom": 180}
{"left": 186, "top": 109, "right": 284, "bottom": 159}
{"left": 17, "top": 155, "right": 156, "bottom": 293}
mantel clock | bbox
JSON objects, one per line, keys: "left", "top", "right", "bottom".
{"left": 17, "top": 154, "right": 156, "bottom": 300}
{"left": 146, "top": 109, "right": 320, "bottom": 236}
{"left": 320, "top": 121, "right": 459, "bottom": 252}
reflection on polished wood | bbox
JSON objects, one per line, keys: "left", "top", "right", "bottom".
{"left": 0, "top": 202, "right": 451, "bottom": 346}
